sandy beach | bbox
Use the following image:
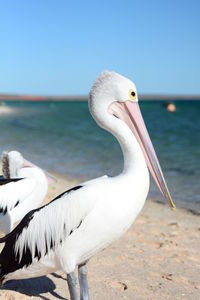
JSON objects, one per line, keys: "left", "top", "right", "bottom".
{"left": 0, "top": 171, "right": 199, "bottom": 300}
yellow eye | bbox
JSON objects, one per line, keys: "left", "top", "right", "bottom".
{"left": 129, "top": 89, "right": 137, "bottom": 101}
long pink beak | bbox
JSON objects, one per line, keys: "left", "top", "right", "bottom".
{"left": 110, "top": 100, "right": 176, "bottom": 210}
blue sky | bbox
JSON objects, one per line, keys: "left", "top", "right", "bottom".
{"left": 0, "top": 0, "right": 200, "bottom": 95}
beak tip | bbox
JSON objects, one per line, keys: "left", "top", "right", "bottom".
{"left": 169, "top": 199, "right": 176, "bottom": 211}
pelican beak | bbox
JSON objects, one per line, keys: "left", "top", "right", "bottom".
{"left": 23, "top": 158, "right": 35, "bottom": 168}
{"left": 23, "top": 159, "right": 57, "bottom": 184}
{"left": 109, "top": 100, "right": 176, "bottom": 210}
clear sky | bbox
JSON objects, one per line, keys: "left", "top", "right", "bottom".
{"left": 0, "top": 0, "right": 200, "bottom": 95}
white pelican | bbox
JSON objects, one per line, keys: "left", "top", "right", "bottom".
{"left": 0, "top": 151, "right": 48, "bottom": 234}
{"left": 0, "top": 72, "right": 175, "bottom": 300}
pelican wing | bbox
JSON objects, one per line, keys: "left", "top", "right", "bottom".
{"left": 0, "top": 184, "right": 95, "bottom": 278}
{"left": 0, "top": 178, "right": 37, "bottom": 214}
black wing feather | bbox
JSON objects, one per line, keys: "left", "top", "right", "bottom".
{"left": 0, "top": 176, "right": 23, "bottom": 186}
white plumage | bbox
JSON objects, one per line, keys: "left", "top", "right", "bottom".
{"left": 0, "top": 151, "right": 48, "bottom": 234}
{"left": 0, "top": 72, "right": 175, "bottom": 300}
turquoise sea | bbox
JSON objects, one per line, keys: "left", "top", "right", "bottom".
{"left": 0, "top": 100, "right": 199, "bottom": 212}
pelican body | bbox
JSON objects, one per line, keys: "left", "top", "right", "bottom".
{"left": 0, "top": 151, "right": 48, "bottom": 234}
{"left": 0, "top": 72, "right": 175, "bottom": 300}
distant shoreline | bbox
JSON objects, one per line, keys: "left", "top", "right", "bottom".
{"left": 0, "top": 94, "right": 200, "bottom": 101}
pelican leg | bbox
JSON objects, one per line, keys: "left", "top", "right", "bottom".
{"left": 67, "top": 272, "right": 79, "bottom": 300}
{"left": 78, "top": 264, "right": 90, "bottom": 300}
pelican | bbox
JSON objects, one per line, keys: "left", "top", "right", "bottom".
{"left": 0, "top": 151, "right": 48, "bottom": 234}
{"left": 0, "top": 72, "right": 175, "bottom": 300}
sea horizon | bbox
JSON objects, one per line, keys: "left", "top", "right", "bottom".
{"left": 0, "top": 93, "right": 200, "bottom": 101}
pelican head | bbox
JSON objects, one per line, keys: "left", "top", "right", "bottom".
{"left": 2, "top": 151, "right": 35, "bottom": 178}
{"left": 89, "top": 71, "right": 176, "bottom": 209}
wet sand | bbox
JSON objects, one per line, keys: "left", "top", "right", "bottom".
{"left": 0, "top": 173, "right": 199, "bottom": 299}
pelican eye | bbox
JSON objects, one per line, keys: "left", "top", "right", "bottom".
{"left": 129, "top": 89, "right": 137, "bottom": 101}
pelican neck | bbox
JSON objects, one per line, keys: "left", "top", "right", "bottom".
{"left": 102, "top": 110, "right": 148, "bottom": 177}
{"left": 89, "top": 98, "right": 148, "bottom": 178}
{"left": 116, "top": 125, "right": 147, "bottom": 176}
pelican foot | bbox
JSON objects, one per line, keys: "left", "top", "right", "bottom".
{"left": 67, "top": 272, "right": 79, "bottom": 300}
{"left": 78, "top": 264, "right": 90, "bottom": 300}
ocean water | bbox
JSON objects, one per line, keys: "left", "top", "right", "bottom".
{"left": 0, "top": 100, "right": 199, "bottom": 212}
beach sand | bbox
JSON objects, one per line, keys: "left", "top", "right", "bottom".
{"left": 0, "top": 173, "right": 199, "bottom": 300}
